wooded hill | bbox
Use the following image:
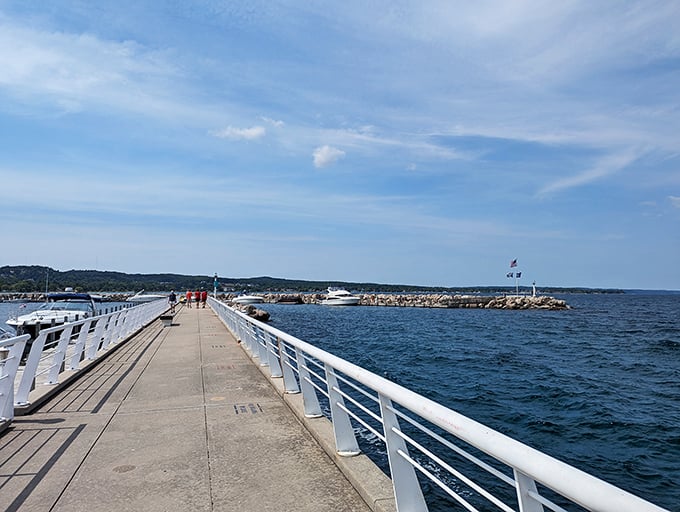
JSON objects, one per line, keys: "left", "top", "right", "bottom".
{"left": 0, "top": 265, "right": 623, "bottom": 294}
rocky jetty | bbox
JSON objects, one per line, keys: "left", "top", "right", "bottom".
{"left": 221, "top": 293, "right": 569, "bottom": 310}
{"left": 232, "top": 303, "right": 271, "bottom": 322}
{"left": 359, "top": 294, "right": 569, "bottom": 310}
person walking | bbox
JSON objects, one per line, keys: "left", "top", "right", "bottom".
{"left": 186, "top": 290, "right": 193, "bottom": 308}
{"left": 200, "top": 289, "right": 208, "bottom": 308}
{"left": 194, "top": 290, "right": 200, "bottom": 306}
{"left": 168, "top": 291, "right": 177, "bottom": 313}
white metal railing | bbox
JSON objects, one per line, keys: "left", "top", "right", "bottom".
{"left": 9, "top": 299, "right": 169, "bottom": 411}
{"left": 209, "top": 297, "right": 668, "bottom": 512}
{"left": 0, "top": 334, "right": 30, "bottom": 425}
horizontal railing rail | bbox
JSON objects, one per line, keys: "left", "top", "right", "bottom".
{"left": 11, "top": 298, "right": 169, "bottom": 410}
{"left": 209, "top": 297, "right": 668, "bottom": 512}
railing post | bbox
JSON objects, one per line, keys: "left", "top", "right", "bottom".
{"left": 295, "top": 347, "right": 321, "bottom": 416}
{"left": 100, "top": 312, "right": 119, "bottom": 350}
{"left": 1, "top": 337, "right": 28, "bottom": 422}
{"left": 265, "top": 332, "right": 283, "bottom": 377}
{"left": 256, "top": 326, "right": 268, "bottom": 366}
{"left": 514, "top": 470, "right": 544, "bottom": 512}
{"left": 244, "top": 321, "right": 257, "bottom": 354}
{"left": 325, "top": 363, "right": 360, "bottom": 456}
{"left": 87, "top": 316, "right": 107, "bottom": 359}
{"left": 279, "top": 340, "right": 300, "bottom": 393}
{"left": 379, "top": 393, "right": 428, "bottom": 512}
{"left": 69, "top": 319, "right": 92, "bottom": 370}
{"left": 46, "top": 324, "right": 74, "bottom": 385}
{"left": 16, "top": 331, "right": 49, "bottom": 405}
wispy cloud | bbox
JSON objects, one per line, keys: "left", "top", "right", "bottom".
{"left": 669, "top": 196, "right": 680, "bottom": 208}
{"left": 537, "top": 148, "right": 643, "bottom": 196}
{"left": 261, "top": 116, "right": 284, "bottom": 127}
{"left": 210, "top": 125, "right": 266, "bottom": 140}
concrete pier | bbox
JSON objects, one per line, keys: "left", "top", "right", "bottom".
{"left": 0, "top": 306, "right": 380, "bottom": 511}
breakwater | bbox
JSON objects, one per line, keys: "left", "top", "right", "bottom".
{"left": 1, "top": 292, "right": 570, "bottom": 310}
{"left": 228, "top": 293, "right": 570, "bottom": 310}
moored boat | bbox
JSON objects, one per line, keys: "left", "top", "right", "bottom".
{"left": 127, "top": 290, "right": 167, "bottom": 303}
{"left": 320, "top": 288, "right": 360, "bottom": 306}
{"left": 232, "top": 294, "right": 265, "bottom": 305}
{"left": 6, "top": 292, "right": 100, "bottom": 339}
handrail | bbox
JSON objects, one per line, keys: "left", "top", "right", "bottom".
{"left": 208, "top": 297, "right": 668, "bottom": 512}
{"left": 13, "top": 298, "right": 169, "bottom": 408}
{"left": 0, "top": 334, "right": 30, "bottom": 427}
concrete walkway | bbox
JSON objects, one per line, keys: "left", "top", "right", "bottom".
{"left": 0, "top": 306, "right": 374, "bottom": 511}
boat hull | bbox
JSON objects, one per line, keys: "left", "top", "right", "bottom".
{"left": 232, "top": 295, "right": 265, "bottom": 305}
{"left": 320, "top": 297, "right": 360, "bottom": 306}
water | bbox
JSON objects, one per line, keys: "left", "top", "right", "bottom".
{"left": 2, "top": 294, "right": 678, "bottom": 509}
{"left": 254, "top": 293, "right": 680, "bottom": 511}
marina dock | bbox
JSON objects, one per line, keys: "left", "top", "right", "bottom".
{"left": 0, "top": 306, "right": 382, "bottom": 511}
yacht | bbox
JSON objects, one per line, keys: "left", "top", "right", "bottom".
{"left": 6, "top": 292, "right": 100, "bottom": 339}
{"left": 127, "top": 290, "right": 167, "bottom": 303}
{"left": 320, "top": 288, "right": 360, "bottom": 306}
{"left": 232, "top": 294, "right": 265, "bottom": 305}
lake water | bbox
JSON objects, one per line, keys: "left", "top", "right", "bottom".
{"left": 2, "top": 293, "right": 678, "bottom": 510}
{"left": 255, "top": 293, "right": 680, "bottom": 511}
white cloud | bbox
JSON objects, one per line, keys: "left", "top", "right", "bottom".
{"left": 669, "top": 196, "right": 680, "bottom": 208}
{"left": 261, "top": 116, "right": 284, "bottom": 127}
{"left": 537, "top": 148, "right": 642, "bottom": 196}
{"left": 211, "top": 125, "right": 266, "bottom": 140}
{"left": 0, "top": 19, "right": 181, "bottom": 114}
{"left": 313, "top": 145, "right": 345, "bottom": 168}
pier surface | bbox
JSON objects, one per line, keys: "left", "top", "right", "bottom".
{"left": 1, "top": 306, "right": 373, "bottom": 511}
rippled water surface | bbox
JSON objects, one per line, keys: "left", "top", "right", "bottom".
{"left": 2, "top": 294, "right": 678, "bottom": 509}
{"left": 258, "top": 293, "right": 680, "bottom": 511}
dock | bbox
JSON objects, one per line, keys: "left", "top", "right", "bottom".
{"left": 1, "top": 306, "right": 378, "bottom": 511}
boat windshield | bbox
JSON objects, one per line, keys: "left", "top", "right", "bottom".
{"left": 37, "top": 302, "right": 93, "bottom": 312}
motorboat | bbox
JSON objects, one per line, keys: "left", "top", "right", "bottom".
{"left": 6, "top": 292, "right": 100, "bottom": 339}
{"left": 127, "top": 290, "right": 167, "bottom": 303}
{"left": 232, "top": 294, "right": 265, "bottom": 305}
{"left": 320, "top": 288, "right": 360, "bottom": 306}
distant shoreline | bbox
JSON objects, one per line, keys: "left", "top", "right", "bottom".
{"left": 3, "top": 265, "right": 677, "bottom": 295}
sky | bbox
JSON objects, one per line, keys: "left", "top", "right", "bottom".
{"left": 1, "top": 1, "right": 679, "bottom": 290}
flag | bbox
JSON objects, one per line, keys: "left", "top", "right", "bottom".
{"left": 510, "top": 259, "right": 518, "bottom": 268}
{"left": 516, "top": 272, "right": 522, "bottom": 278}
{"left": 506, "top": 272, "right": 513, "bottom": 278}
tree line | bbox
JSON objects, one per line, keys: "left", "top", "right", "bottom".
{"left": 0, "top": 265, "right": 623, "bottom": 294}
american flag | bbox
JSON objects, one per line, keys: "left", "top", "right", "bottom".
{"left": 510, "top": 259, "right": 518, "bottom": 268}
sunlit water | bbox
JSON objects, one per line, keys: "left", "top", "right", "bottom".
{"left": 2, "top": 294, "right": 678, "bottom": 509}
{"left": 257, "top": 293, "right": 680, "bottom": 511}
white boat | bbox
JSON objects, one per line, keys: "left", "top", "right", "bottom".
{"left": 320, "top": 288, "right": 360, "bottom": 306}
{"left": 232, "top": 294, "right": 265, "bottom": 305}
{"left": 6, "top": 292, "right": 100, "bottom": 339}
{"left": 127, "top": 290, "right": 167, "bottom": 303}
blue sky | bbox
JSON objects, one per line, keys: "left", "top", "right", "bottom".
{"left": 1, "top": 1, "right": 679, "bottom": 290}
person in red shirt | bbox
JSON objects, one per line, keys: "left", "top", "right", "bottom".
{"left": 200, "top": 290, "right": 208, "bottom": 308}
{"left": 186, "top": 290, "right": 193, "bottom": 308}
{"left": 194, "top": 290, "right": 200, "bottom": 305}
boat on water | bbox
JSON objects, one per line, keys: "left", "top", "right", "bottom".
{"left": 320, "top": 288, "right": 360, "bottom": 306}
{"left": 232, "top": 294, "right": 265, "bottom": 305}
{"left": 6, "top": 292, "right": 100, "bottom": 339}
{"left": 127, "top": 290, "right": 167, "bottom": 303}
